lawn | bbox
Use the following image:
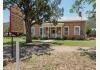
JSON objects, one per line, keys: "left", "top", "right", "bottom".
{"left": 50, "top": 40, "right": 96, "bottom": 47}
{"left": 3, "top": 36, "right": 26, "bottom": 45}
{"left": 3, "top": 36, "right": 96, "bottom": 47}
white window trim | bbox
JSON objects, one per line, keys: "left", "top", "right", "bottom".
{"left": 74, "top": 26, "right": 80, "bottom": 35}
{"left": 64, "top": 26, "right": 69, "bottom": 36}
{"left": 31, "top": 27, "right": 35, "bottom": 36}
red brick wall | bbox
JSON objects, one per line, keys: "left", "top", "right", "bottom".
{"left": 32, "top": 20, "right": 86, "bottom": 39}
{"left": 63, "top": 21, "right": 86, "bottom": 39}
{"left": 33, "top": 24, "right": 40, "bottom": 37}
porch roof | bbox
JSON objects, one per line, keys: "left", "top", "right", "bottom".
{"left": 42, "top": 23, "right": 64, "bottom": 27}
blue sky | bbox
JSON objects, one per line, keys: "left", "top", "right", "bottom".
{"left": 3, "top": 0, "right": 87, "bottom": 23}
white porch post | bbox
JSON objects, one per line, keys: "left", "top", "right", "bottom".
{"left": 50, "top": 26, "right": 51, "bottom": 37}
{"left": 42, "top": 26, "right": 44, "bottom": 38}
{"left": 61, "top": 27, "right": 63, "bottom": 38}
{"left": 55, "top": 27, "right": 57, "bottom": 38}
{"left": 48, "top": 27, "right": 49, "bottom": 38}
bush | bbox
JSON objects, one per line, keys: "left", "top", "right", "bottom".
{"left": 86, "top": 28, "right": 96, "bottom": 37}
{"left": 32, "top": 37, "right": 39, "bottom": 39}
{"left": 75, "top": 36, "right": 85, "bottom": 40}
{"left": 62, "top": 36, "right": 68, "bottom": 40}
{"left": 86, "top": 28, "right": 92, "bottom": 35}
{"left": 90, "top": 29, "right": 96, "bottom": 37}
{"left": 43, "top": 37, "right": 49, "bottom": 40}
{"left": 70, "top": 37, "right": 75, "bottom": 40}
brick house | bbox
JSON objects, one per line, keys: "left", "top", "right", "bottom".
{"left": 31, "top": 20, "right": 86, "bottom": 39}
{"left": 10, "top": 5, "right": 86, "bottom": 39}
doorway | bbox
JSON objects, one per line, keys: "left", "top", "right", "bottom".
{"left": 51, "top": 27, "right": 56, "bottom": 38}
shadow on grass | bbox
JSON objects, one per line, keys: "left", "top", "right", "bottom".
{"left": 50, "top": 42, "right": 63, "bottom": 45}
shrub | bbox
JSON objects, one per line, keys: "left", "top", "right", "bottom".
{"left": 70, "top": 37, "right": 75, "bottom": 40}
{"left": 90, "top": 29, "right": 96, "bottom": 37}
{"left": 75, "top": 36, "right": 85, "bottom": 40}
{"left": 55, "top": 37, "right": 62, "bottom": 40}
{"left": 86, "top": 28, "right": 96, "bottom": 37}
{"left": 86, "top": 28, "right": 92, "bottom": 35}
{"left": 32, "top": 37, "right": 39, "bottom": 39}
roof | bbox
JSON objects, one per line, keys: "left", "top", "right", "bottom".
{"left": 58, "top": 19, "right": 86, "bottom": 23}
{"left": 41, "top": 23, "right": 64, "bottom": 27}
{"left": 40, "top": 20, "right": 86, "bottom": 27}
{"left": 32, "top": 19, "right": 86, "bottom": 25}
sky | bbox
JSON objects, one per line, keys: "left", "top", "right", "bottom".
{"left": 3, "top": 0, "right": 88, "bottom": 23}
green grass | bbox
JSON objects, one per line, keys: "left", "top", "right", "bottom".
{"left": 3, "top": 36, "right": 96, "bottom": 47}
{"left": 3, "top": 36, "right": 40, "bottom": 45}
{"left": 3, "top": 36, "right": 26, "bottom": 45}
{"left": 50, "top": 40, "right": 96, "bottom": 47}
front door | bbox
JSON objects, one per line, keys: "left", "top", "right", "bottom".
{"left": 51, "top": 27, "right": 56, "bottom": 38}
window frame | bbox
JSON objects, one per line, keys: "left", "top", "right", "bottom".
{"left": 31, "top": 27, "right": 35, "bottom": 36}
{"left": 64, "top": 26, "right": 69, "bottom": 36}
{"left": 74, "top": 26, "right": 80, "bottom": 35}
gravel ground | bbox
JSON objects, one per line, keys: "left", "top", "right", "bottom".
{"left": 3, "top": 45, "right": 96, "bottom": 70}
{"left": 4, "top": 52, "right": 96, "bottom": 70}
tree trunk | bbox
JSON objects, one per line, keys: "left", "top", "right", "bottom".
{"left": 25, "top": 19, "right": 32, "bottom": 43}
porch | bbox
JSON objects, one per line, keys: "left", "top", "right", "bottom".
{"left": 40, "top": 23, "right": 64, "bottom": 38}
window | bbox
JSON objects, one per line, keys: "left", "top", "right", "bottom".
{"left": 40, "top": 27, "right": 42, "bottom": 35}
{"left": 74, "top": 26, "right": 80, "bottom": 35}
{"left": 31, "top": 27, "right": 35, "bottom": 36}
{"left": 64, "top": 26, "right": 69, "bottom": 35}
{"left": 40, "top": 27, "right": 48, "bottom": 37}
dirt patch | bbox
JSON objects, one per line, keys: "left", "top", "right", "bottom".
{"left": 4, "top": 52, "right": 96, "bottom": 70}
{"left": 4, "top": 45, "right": 95, "bottom": 70}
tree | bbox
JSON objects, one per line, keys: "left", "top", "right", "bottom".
{"left": 50, "top": 0, "right": 64, "bottom": 25}
{"left": 87, "top": 18, "right": 96, "bottom": 28}
{"left": 86, "top": 19, "right": 96, "bottom": 37}
{"left": 3, "top": 22, "right": 9, "bottom": 34}
{"left": 86, "top": 26, "right": 92, "bottom": 36}
{"left": 70, "top": 0, "right": 96, "bottom": 20}
{"left": 4, "top": 0, "right": 63, "bottom": 43}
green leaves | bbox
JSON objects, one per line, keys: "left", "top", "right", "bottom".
{"left": 4, "top": 0, "right": 63, "bottom": 25}
{"left": 3, "top": 0, "right": 64, "bottom": 43}
{"left": 50, "top": 0, "right": 64, "bottom": 23}
{"left": 70, "top": 0, "right": 96, "bottom": 20}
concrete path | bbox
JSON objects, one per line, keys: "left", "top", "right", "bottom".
{"left": 51, "top": 46, "right": 91, "bottom": 52}
{"left": 40, "top": 40, "right": 54, "bottom": 42}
